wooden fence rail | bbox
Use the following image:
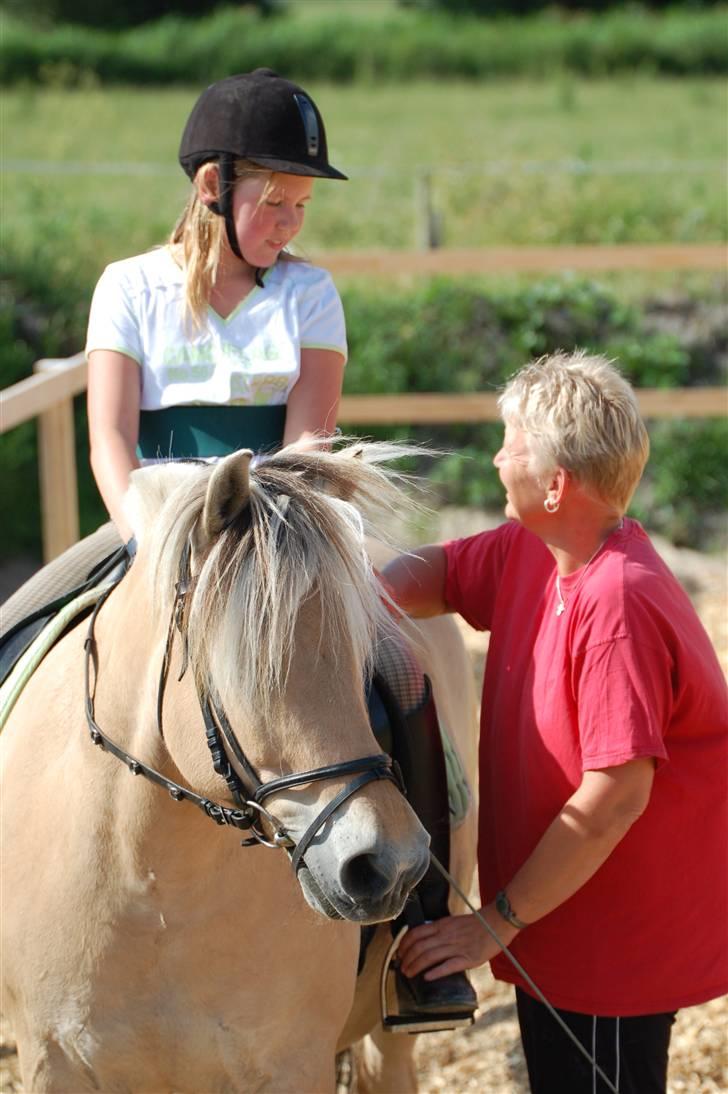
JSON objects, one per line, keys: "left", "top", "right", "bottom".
{"left": 340, "top": 388, "right": 728, "bottom": 423}
{"left": 1, "top": 352, "right": 726, "bottom": 563}
{"left": 317, "top": 243, "right": 727, "bottom": 277}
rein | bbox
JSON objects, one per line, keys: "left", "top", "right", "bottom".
{"left": 84, "top": 540, "right": 404, "bottom": 867}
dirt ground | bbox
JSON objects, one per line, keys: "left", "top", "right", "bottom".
{"left": 412, "top": 971, "right": 727, "bottom": 1093}
{"left": 1, "top": 525, "right": 726, "bottom": 1093}
{"left": 1, "top": 976, "right": 724, "bottom": 1093}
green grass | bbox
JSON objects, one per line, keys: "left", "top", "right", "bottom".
{"left": 1, "top": 76, "right": 726, "bottom": 558}
{"left": 2, "top": 76, "right": 725, "bottom": 288}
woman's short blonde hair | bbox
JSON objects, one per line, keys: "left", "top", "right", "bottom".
{"left": 169, "top": 159, "right": 279, "bottom": 328}
{"left": 497, "top": 350, "right": 650, "bottom": 511}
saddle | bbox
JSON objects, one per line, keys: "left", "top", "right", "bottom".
{"left": 0, "top": 545, "right": 131, "bottom": 692}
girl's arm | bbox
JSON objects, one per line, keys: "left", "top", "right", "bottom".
{"left": 282, "top": 347, "right": 345, "bottom": 446}
{"left": 87, "top": 349, "right": 141, "bottom": 541}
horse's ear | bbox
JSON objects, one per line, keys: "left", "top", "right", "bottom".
{"left": 197, "top": 449, "right": 254, "bottom": 548}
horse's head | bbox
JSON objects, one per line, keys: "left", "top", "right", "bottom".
{"left": 124, "top": 444, "right": 430, "bottom": 924}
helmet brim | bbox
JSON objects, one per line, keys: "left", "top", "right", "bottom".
{"left": 245, "top": 155, "right": 348, "bottom": 181}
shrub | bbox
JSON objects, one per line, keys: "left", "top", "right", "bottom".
{"left": 339, "top": 277, "right": 727, "bottom": 547}
{"left": 1, "top": 5, "right": 727, "bottom": 86}
{"left": 1, "top": 266, "right": 725, "bottom": 559}
{"left": 0, "top": 0, "right": 275, "bottom": 31}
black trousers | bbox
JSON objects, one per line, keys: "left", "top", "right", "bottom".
{"left": 516, "top": 987, "right": 677, "bottom": 1094}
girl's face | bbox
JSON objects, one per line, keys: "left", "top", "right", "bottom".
{"left": 231, "top": 172, "right": 313, "bottom": 267}
{"left": 493, "top": 425, "right": 547, "bottom": 529}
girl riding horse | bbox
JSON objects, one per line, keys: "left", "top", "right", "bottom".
{"left": 1, "top": 69, "right": 475, "bottom": 1025}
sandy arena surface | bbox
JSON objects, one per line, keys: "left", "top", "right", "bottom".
{"left": 1, "top": 525, "right": 726, "bottom": 1092}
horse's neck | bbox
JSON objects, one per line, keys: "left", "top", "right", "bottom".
{"left": 89, "top": 567, "right": 200, "bottom": 843}
{"left": 94, "top": 564, "right": 168, "bottom": 747}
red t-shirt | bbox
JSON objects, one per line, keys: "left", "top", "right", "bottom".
{"left": 444, "top": 518, "right": 728, "bottom": 1016}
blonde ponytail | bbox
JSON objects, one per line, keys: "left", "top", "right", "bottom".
{"left": 168, "top": 160, "right": 274, "bottom": 329}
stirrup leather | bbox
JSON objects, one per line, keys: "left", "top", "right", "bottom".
{"left": 379, "top": 926, "right": 476, "bottom": 1035}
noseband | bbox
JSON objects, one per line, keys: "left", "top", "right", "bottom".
{"left": 84, "top": 540, "right": 403, "bottom": 873}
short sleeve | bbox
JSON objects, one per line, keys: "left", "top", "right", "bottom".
{"left": 85, "top": 264, "right": 143, "bottom": 365}
{"left": 574, "top": 636, "right": 671, "bottom": 770}
{"left": 298, "top": 269, "right": 347, "bottom": 362}
{"left": 443, "top": 525, "right": 516, "bottom": 631}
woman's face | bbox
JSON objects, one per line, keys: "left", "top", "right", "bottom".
{"left": 231, "top": 172, "right": 314, "bottom": 267}
{"left": 493, "top": 425, "right": 547, "bottom": 528}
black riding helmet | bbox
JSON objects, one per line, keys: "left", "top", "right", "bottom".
{"left": 179, "top": 68, "right": 347, "bottom": 268}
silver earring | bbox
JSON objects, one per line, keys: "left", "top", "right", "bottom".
{"left": 544, "top": 497, "right": 559, "bottom": 514}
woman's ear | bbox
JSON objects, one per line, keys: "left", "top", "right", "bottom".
{"left": 195, "top": 162, "right": 220, "bottom": 207}
{"left": 545, "top": 466, "right": 569, "bottom": 508}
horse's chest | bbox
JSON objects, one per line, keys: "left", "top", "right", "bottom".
{"left": 62, "top": 1001, "right": 323, "bottom": 1094}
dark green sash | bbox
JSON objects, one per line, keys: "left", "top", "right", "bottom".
{"left": 138, "top": 405, "right": 286, "bottom": 459}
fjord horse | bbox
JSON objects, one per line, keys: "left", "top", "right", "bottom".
{"left": 1, "top": 444, "right": 477, "bottom": 1093}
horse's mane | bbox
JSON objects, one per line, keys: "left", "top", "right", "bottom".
{"left": 125, "top": 443, "right": 416, "bottom": 715}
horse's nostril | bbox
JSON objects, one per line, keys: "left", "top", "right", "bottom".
{"left": 340, "top": 853, "right": 395, "bottom": 903}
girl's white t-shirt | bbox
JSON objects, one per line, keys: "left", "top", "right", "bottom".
{"left": 85, "top": 247, "right": 347, "bottom": 411}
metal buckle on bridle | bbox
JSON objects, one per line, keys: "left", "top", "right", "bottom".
{"left": 239, "top": 800, "right": 295, "bottom": 849}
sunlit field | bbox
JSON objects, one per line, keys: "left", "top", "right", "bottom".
{"left": 3, "top": 77, "right": 725, "bottom": 288}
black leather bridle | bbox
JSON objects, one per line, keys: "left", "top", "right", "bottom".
{"left": 84, "top": 538, "right": 404, "bottom": 872}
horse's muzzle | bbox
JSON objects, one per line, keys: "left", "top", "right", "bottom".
{"left": 299, "top": 839, "right": 431, "bottom": 924}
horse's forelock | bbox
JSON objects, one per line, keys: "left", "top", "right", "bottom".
{"left": 135, "top": 445, "right": 407, "bottom": 717}
{"left": 195, "top": 471, "right": 387, "bottom": 716}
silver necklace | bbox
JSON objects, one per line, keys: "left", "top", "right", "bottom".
{"left": 555, "top": 520, "right": 624, "bottom": 617}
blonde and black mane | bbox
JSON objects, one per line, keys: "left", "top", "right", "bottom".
{"left": 125, "top": 443, "right": 411, "bottom": 714}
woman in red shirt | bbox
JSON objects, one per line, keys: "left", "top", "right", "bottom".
{"left": 385, "top": 350, "right": 728, "bottom": 1094}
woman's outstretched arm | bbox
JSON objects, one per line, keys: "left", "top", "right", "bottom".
{"left": 380, "top": 545, "right": 450, "bottom": 618}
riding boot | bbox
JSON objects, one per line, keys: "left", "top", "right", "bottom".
{"left": 373, "top": 673, "right": 477, "bottom": 1022}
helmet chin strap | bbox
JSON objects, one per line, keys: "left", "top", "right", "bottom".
{"left": 208, "top": 153, "right": 266, "bottom": 287}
